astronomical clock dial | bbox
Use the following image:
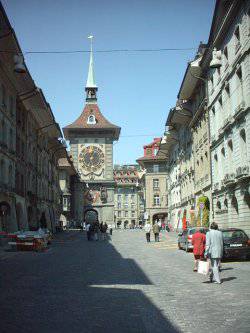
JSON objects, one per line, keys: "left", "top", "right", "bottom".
{"left": 79, "top": 145, "right": 105, "bottom": 173}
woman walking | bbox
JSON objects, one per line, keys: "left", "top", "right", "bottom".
{"left": 192, "top": 228, "right": 206, "bottom": 272}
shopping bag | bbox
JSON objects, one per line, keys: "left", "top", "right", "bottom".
{"left": 198, "top": 260, "right": 210, "bottom": 275}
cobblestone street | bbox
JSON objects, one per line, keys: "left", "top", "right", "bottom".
{"left": 1, "top": 230, "right": 250, "bottom": 333}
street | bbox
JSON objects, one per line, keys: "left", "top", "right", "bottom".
{"left": 1, "top": 230, "right": 250, "bottom": 333}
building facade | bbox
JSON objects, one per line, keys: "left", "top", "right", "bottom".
{"left": 0, "top": 3, "right": 66, "bottom": 234}
{"left": 137, "top": 138, "right": 168, "bottom": 225}
{"left": 113, "top": 164, "right": 144, "bottom": 228}
{"left": 63, "top": 40, "right": 120, "bottom": 226}
{"left": 204, "top": 0, "right": 250, "bottom": 235}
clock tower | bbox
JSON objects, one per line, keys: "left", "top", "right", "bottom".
{"left": 63, "top": 37, "right": 120, "bottom": 225}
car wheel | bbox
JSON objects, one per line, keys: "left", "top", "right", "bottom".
{"left": 185, "top": 243, "right": 189, "bottom": 252}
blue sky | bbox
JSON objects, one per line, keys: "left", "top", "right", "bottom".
{"left": 2, "top": 0, "right": 215, "bottom": 164}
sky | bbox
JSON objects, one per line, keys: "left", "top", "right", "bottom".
{"left": 2, "top": 0, "right": 216, "bottom": 164}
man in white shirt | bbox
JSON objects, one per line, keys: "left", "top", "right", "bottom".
{"left": 144, "top": 222, "right": 152, "bottom": 243}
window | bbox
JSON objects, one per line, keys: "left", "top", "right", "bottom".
{"left": 236, "top": 66, "right": 242, "bottom": 81}
{"left": 239, "top": 129, "right": 247, "bottom": 162}
{"left": 153, "top": 179, "right": 159, "bottom": 189}
{"left": 125, "top": 211, "right": 128, "bottom": 217}
{"left": 234, "top": 26, "right": 241, "bottom": 51}
{"left": 131, "top": 211, "right": 135, "bottom": 218}
{"left": 117, "top": 194, "right": 121, "bottom": 202}
{"left": 63, "top": 197, "right": 68, "bottom": 206}
{"left": 124, "top": 194, "right": 129, "bottom": 203}
{"left": 118, "top": 211, "right": 121, "bottom": 217}
{"left": 131, "top": 194, "right": 135, "bottom": 202}
{"left": 118, "top": 202, "right": 121, "bottom": 209}
{"left": 153, "top": 194, "right": 160, "bottom": 206}
{"left": 1, "top": 84, "right": 6, "bottom": 107}
{"left": 223, "top": 46, "right": 228, "bottom": 64}
{"left": 225, "top": 83, "right": 230, "bottom": 96}
{"left": 87, "top": 115, "right": 96, "bottom": 124}
{"left": 153, "top": 164, "right": 159, "bottom": 173}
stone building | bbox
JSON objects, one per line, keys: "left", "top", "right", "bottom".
{"left": 137, "top": 138, "right": 168, "bottom": 225}
{"left": 63, "top": 39, "right": 121, "bottom": 226}
{"left": 0, "top": 3, "right": 66, "bottom": 233}
{"left": 177, "top": 43, "right": 212, "bottom": 228}
{"left": 58, "top": 155, "right": 79, "bottom": 228}
{"left": 160, "top": 102, "right": 196, "bottom": 230}
{"left": 203, "top": 0, "right": 250, "bottom": 234}
{"left": 113, "top": 164, "right": 144, "bottom": 228}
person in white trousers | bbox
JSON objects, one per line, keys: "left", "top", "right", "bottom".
{"left": 205, "top": 222, "right": 224, "bottom": 284}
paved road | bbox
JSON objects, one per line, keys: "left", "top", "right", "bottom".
{"left": 0, "top": 230, "right": 250, "bottom": 333}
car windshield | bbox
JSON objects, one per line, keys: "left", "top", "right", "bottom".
{"left": 222, "top": 230, "right": 247, "bottom": 239}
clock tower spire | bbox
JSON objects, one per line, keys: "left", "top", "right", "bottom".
{"left": 85, "top": 35, "right": 98, "bottom": 103}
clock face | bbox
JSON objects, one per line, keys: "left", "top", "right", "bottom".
{"left": 79, "top": 145, "right": 105, "bottom": 172}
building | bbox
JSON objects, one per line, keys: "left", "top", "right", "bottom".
{"left": 0, "top": 3, "right": 67, "bottom": 234}
{"left": 58, "top": 155, "right": 79, "bottom": 228}
{"left": 113, "top": 164, "right": 144, "bottom": 228}
{"left": 202, "top": 0, "right": 250, "bottom": 234}
{"left": 137, "top": 138, "right": 168, "bottom": 225}
{"left": 63, "top": 38, "right": 121, "bottom": 226}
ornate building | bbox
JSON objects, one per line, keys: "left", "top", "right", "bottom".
{"left": 113, "top": 165, "right": 144, "bottom": 228}
{"left": 137, "top": 138, "right": 168, "bottom": 225}
{"left": 0, "top": 3, "right": 67, "bottom": 234}
{"left": 63, "top": 38, "right": 120, "bottom": 225}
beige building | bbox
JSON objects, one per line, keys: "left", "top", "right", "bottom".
{"left": 137, "top": 138, "right": 168, "bottom": 225}
{"left": 0, "top": 3, "right": 66, "bottom": 234}
{"left": 58, "top": 155, "right": 80, "bottom": 228}
{"left": 113, "top": 165, "right": 144, "bottom": 228}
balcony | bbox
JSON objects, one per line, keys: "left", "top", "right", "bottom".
{"left": 222, "top": 173, "right": 235, "bottom": 187}
{"left": 236, "top": 165, "right": 249, "bottom": 181}
{"left": 234, "top": 102, "right": 246, "bottom": 120}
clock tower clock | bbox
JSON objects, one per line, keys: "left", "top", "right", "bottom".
{"left": 63, "top": 36, "right": 120, "bottom": 225}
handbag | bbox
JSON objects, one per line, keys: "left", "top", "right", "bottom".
{"left": 198, "top": 260, "right": 210, "bottom": 275}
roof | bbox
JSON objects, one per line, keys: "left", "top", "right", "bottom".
{"left": 136, "top": 154, "right": 166, "bottom": 163}
{"left": 63, "top": 103, "right": 121, "bottom": 139}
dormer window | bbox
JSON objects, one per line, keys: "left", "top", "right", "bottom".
{"left": 87, "top": 114, "right": 96, "bottom": 124}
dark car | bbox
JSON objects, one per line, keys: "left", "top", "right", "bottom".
{"left": 178, "top": 227, "right": 208, "bottom": 252}
{"left": 222, "top": 228, "right": 250, "bottom": 260}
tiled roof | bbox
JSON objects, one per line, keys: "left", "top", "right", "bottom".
{"left": 63, "top": 103, "right": 120, "bottom": 139}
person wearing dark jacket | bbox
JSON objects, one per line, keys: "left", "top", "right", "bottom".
{"left": 153, "top": 223, "right": 160, "bottom": 242}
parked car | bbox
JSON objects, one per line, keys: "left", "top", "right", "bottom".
{"left": 222, "top": 228, "right": 250, "bottom": 260}
{"left": 178, "top": 227, "right": 208, "bottom": 252}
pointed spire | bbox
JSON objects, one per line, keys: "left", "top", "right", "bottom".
{"left": 86, "top": 36, "right": 97, "bottom": 88}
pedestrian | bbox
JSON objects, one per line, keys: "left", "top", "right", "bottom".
{"left": 192, "top": 228, "right": 206, "bottom": 272}
{"left": 144, "top": 221, "right": 151, "bottom": 242}
{"left": 205, "top": 222, "right": 224, "bottom": 284}
{"left": 86, "top": 222, "right": 91, "bottom": 241}
{"left": 153, "top": 222, "right": 160, "bottom": 242}
{"left": 108, "top": 224, "right": 113, "bottom": 235}
{"left": 101, "top": 222, "right": 108, "bottom": 240}
{"left": 157, "top": 220, "right": 162, "bottom": 232}
{"left": 93, "top": 222, "right": 99, "bottom": 241}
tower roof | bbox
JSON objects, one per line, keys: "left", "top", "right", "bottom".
{"left": 63, "top": 103, "right": 120, "bottom": 140}
{"left": 86, "top": 36, "right": 97, "bottom": 88}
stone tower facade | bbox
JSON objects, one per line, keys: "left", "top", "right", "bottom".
{"left": 63, "top": 39, "right": 120, "bottom": 225}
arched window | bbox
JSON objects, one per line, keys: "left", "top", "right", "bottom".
{"left": 239, "top": 128, "right": 247, "bottom": 163}
{"left": 87, "top": 115, "right": 96, "bottom": 124}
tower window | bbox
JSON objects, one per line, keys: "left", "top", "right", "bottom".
{"left": 87, "top": 115, "right": 96, "bottom": 124}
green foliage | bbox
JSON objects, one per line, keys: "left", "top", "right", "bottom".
{"left": 196, "top": 196, "right": 210, "bottom": 227}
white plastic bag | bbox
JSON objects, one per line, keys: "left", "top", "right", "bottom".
{"left": 198, "top": 260, "right": 210, "bottom": 275}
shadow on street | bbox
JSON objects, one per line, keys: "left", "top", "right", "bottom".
{"left": 0, "top": 231, "right": 180, "bottom": 333}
